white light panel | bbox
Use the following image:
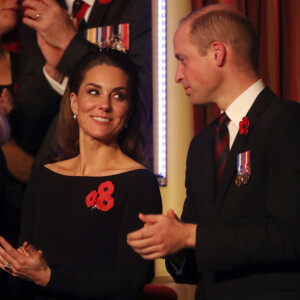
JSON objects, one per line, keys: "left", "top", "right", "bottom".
{"left": 157, "top": 0, "right": 167, "bottom": 186}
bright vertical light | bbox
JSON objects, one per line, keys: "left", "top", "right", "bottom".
{"left": 157, "top": 0, "right": 167, "bottom": 185}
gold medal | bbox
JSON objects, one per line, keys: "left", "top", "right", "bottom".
{"left": 235, "top": 174, "right": 243, "bottom": 187}
{"left": 242, "top": 172, "right": 250, "bottom": 184}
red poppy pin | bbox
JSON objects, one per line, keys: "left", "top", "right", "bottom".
{"left": 98, "top": 0, "right": 113, "bottom": 4}
{"left": 85, "top": 181, "right": 115, "bottom": 212}
{"left": 239, "top": 117, "right": 250, "bottom": 135}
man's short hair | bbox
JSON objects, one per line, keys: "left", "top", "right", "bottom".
{"left": 182, "top": 5, "right": 258, "bottom": 71}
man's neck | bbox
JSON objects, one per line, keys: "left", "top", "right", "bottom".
{"left": 217, "top": 71, "right": 259, "bottom": 111}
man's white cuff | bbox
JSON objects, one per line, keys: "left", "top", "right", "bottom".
{"left": 43, "top": 66, "right": 68, "bottom": 96}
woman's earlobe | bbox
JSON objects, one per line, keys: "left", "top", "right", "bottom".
{"left": 70, "top": 92, "right": 78, "bottom": 113}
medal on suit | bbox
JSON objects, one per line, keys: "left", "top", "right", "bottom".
{"left": 82, "top": 23, "right": 130, "bottom": 52}
{"left": 235, "top": 150, "right": 251, "bottom": 187}
{"left": 242, "top": 172, "right": 250, "bottom": 184}
{"left": 235, "top": 174, "right": 243, "bottom": 187}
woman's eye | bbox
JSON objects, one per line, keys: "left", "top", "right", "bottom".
{"left": 113, "top": 93, "right": 126, "bottom": 100}
{"left": 88, "top": 89, "right": 99, "bottom": 95}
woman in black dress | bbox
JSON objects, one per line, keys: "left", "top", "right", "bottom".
{"left": 0, "top": 49, "right": 162, "bottom": 299}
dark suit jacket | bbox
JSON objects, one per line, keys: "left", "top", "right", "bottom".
{"left": 12, "top": 0, "right": 152, "bottom": 161}
{"left": 166, "top": 87, "right": 300, "bottom": 300}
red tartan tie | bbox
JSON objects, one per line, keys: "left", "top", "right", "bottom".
{"left": 213, "top": 113, "right": 230, "bottom": 186}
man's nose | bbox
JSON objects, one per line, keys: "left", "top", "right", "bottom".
{"left": 175, "top": 63, "right": 183, "bottom": 83}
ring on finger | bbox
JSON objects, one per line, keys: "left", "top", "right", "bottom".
{"left": 34, "top": 13, "right": 40, "bottom": 20}
{"left": 4, "top": 263, "right": 12, "bottom": 271}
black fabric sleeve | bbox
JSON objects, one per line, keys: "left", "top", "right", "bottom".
{"left": 46, "top": 172, "right": 162, "bottom": 299}
{"left": 0, "top": 149, "right": 8, "bottom": 230}
{"left": 56, "top": 34, "right": 98, "bottom": 76}
{"left": 11, "top": 25, "right": 61, "bottom": 154}
{"left": 7, "top": 169, "right": 42, "bottom": 299}
{"left": 17, "top": 169, "right": 40, "bottom": 245}
{"left": 165, "top": 140, "right": 199, "bottom": 285}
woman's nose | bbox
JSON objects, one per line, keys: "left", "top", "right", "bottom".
{"left": 98, "top": 95, "right": 111, "bottom": 111}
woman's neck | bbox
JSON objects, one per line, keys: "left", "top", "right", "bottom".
{"left": 75, "top": 140, "right": 126, "bottom": 176}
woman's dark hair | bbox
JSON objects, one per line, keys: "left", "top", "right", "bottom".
{"left": 55, "top": 49, "right": 144, "bottom": 163}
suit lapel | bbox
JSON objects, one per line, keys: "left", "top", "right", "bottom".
{"left": 86, "top": 0, "right": 112, "bottom": 27}
{"left": 212, "top": 87, "right": 272, "bottom": 221}
{"left": 192, "top": 122, "right": 217, "bottom": 225}
{"left": 201, "top": 125, "right": 216, "bottom": 224}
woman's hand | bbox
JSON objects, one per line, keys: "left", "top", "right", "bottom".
{"left": 0, "top": 237, "right": 51, "bottom": 287}
{"left": 0, "top": 88, "right": 14, "bottom": 115}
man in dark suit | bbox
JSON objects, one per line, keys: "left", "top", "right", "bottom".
{"left": 11, "top": 0, "right": 153, "bottom": 166}
{"left": 127, "top": 4, "right": 300, "bottom": 299}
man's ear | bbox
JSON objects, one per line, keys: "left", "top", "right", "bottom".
{"left": 211, "top": 41, "right": 226, "bottom": 67}
{"left": 70, "top": 92, "right": 78, "bottom": 115}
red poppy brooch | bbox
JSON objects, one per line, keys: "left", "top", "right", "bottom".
{"left": 239, "top": 117, "right": 250, "bottom": 135}
{"left": 85, "top": 181, "right": 115, "bottom": 212}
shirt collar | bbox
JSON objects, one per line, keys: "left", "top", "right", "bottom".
{"left": 226, "top": 79, "right": 265, "bottom": 128}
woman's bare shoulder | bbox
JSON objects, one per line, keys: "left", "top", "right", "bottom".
{"left": 44, "top": 158, "right": 77, "bottom": 176}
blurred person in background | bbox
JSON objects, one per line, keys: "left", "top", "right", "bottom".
{"left": 0, "top": 0, "right": 34, "bottom": 249}
{"left": 0, "top": 107, "right": 10, "bottom": 299}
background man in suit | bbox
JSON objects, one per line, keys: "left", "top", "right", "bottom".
{"left": 10, "top": 0, "right": 153, "bottom": 166}
{"left": 127, "top": 4, "right": 300, "bottom": 299}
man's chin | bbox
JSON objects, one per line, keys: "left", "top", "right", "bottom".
{"left": 188, "top": 94, "right": 201, "bottom": 104}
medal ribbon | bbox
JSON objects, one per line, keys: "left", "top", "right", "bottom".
{"left": 83, "top": 23, "right": 130, "bottom": 50}
{"left": 237, "top": 151, "right": 251, "bottom": 176}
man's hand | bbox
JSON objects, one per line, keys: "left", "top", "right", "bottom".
{"left": 37, "top": 33, "right": 65, "bottom": 69}
{"left": 127, "top": 209, "right": 197, "bottom": 260}
{"left": 22, "top": 0, "right": 77, "bottom": 51}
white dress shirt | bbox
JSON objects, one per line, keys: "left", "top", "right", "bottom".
{"left": 225, "top": 79, "right": 265, "bottom": 149}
